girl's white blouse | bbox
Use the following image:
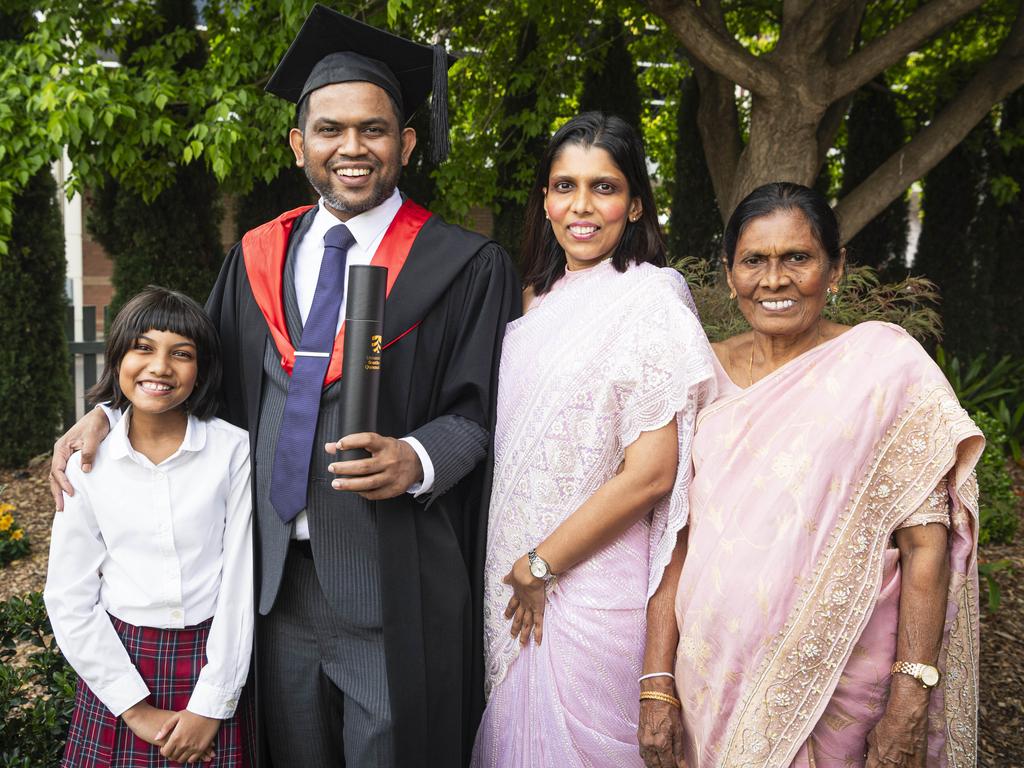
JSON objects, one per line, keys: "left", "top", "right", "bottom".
{"left": 44, "top": 409, "right": 253, "bottom": 719}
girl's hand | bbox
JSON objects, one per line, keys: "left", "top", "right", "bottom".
{"left": 502, "top": 555, "right": 547, "bottom": 646}
{"left": 638, "top": 679, "right": 686, "bottom": 768}
{"left": 121, "top": 701, "right": 175, "bottom": 747}
{"left": 158, "top": 710, "right": 222, "bottom": 764}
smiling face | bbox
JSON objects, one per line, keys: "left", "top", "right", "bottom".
{"left": 117, "top": 329, "right": 198, "bottom": 417}
{"left": 726, "top": 209, "right": 844, "bottom": 339}
{"left": 289, "top": 81, "right": 416, "bottom": 220}
{"left": 543, "top": 144, "right": 640, "bottom": 271}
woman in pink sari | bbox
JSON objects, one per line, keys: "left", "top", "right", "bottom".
{"left": 658, "top": 182, "right": 981, "bottom": 768}
{"left": 471, "top": 113, "right": 715, "bottom": 767}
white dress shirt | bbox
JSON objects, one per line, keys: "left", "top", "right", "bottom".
{"left": 290, "top": 192, "right": 434, "bottom": 539}
{"left": 44, "top": 410, "right": 253, "bottom": 719}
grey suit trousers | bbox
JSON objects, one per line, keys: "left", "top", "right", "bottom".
{"left": 258, "top": 544, "right": 393, "bottom": 768}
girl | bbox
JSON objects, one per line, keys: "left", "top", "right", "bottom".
{"left": 45, "top": 286, "right": 253, "bottom": 767}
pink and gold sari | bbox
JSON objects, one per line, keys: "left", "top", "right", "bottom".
{"left": 675, "top": 321, "right": 983, "bottom": 767}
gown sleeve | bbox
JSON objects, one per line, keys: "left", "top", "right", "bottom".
{"left": 407, "top": 242, "right": 520, "bottom": 502}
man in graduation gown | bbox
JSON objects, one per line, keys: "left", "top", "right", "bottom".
{"left": 51, "top": 5, "right": 519, "bottom": 767}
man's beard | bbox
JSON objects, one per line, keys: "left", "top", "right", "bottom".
{"left": 306, "top": 162, "right": 402, "bottom": 216}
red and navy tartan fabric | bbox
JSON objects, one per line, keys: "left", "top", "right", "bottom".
{"left": 62, "top": 615, "right": 254, "bottom": 768}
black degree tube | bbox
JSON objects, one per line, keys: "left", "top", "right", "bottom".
{"left": 338, "top": 265, "right": 387, "bottom": 462}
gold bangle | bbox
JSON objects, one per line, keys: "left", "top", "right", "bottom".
{"left": 639, "top": 691, "right": 681, "bottom": 709}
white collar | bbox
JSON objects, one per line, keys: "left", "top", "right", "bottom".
{"left": 108, "top": 407, "right": 207, "bottom": 465}
{"left": 308, "top": 188, "right": 403, "bottom": 253}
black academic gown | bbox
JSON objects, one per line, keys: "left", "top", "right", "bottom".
{"left": 205, "top": 205, "right": 520, "bottom": 768}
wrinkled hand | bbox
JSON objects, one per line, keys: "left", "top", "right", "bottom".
{"left": 638, "top": 684, "right": 685, "bottom": 768}
{"left": 502, "top": 555, "right": 547, "bottom": 646}
{"left": 865, "top": 696, "right": 928, "bottom": 768}
{"left": 50, "top": 407, "right": 111, "bottom": 508}
{"left": 157, "top": 710, "right": 221, "bottom": 764}
{"left": 326, "top": 433, "right": 423, "bottom": 500}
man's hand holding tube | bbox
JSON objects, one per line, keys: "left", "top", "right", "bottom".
{"left": 325, "top": 433, "right": 423, "bottom": 500}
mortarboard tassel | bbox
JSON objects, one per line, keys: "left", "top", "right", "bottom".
{"left": 430, "top": 42, "right": 451, "bottom": 164}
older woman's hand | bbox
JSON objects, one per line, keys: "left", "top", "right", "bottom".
{"left": 503, "top": 555, "right": 547, "bottom": 646}
{"left": 638, "top": 683, "right": 685, "bottom": 768}
{"left": 865, "top": 682, "right": 929, "bottom": 767}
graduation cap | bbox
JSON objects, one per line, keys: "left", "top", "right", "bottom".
{"left": 265, "top": 3, "right": 456, "bottom": 162}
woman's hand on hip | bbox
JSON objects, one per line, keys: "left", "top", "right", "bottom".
{"left": 638, "top": 689, "right": 686, "bottom": 768}
{"left": 502, "top": 555, "right": 547, "bottom": 646}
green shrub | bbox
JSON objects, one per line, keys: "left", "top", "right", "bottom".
{"left": 0, "top": 167, "right": 70, "bottom": 467}
{"left": 0, "top": 593, "right": 75, "bottom": 768}
{"left": 936, "top": 348, "right": 1024, "bottom": 460}
{"left": 972, "top": 411, "right": 1019, "bottom": 546}
{"left": 676, "top": 260, "right": 943, "bottom": 345}
{"left": 935, "top": 346, "right": 1024, "bottom": 414}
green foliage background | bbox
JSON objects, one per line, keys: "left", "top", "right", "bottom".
{"left": 0, "top": 167, "right": 69, "bottom": 467}
{"left": 0, "top": 594, "right": 75, "bottom": 768}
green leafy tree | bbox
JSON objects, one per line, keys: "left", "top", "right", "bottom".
{"left": 89, "top": 0, "right": 224, "bottom": 313}
{"left": 5, "top": 0, "right": 1023, "bottom": 257}
{"left": 642, "top": 0, "right": 1024, "bottom": 238}
{"left": 0, "top": 5, "right": 69, "bottom": 468}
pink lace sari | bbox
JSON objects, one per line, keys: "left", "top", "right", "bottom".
{"left": 472, "top": 260, "right": 714, "bottom": 767}
{"left": 675, "top": 321, "right": 983, "bottom": 767}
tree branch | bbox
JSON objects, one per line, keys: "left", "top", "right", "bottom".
{"left": 643, "top": 0, "right": 780, "bottom": 95}
{"left": 835, "top": 5, "right": 1024, "bottom": 240}
{"left": 816, "top": 0, "right": 868, "bottom": 166}
{"left": 830, "top": 0, "right": 987, "bottom": 100}
{"left": 782, "top": 0, "right": 817, "bottom": 29}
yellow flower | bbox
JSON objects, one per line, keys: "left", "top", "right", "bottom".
{"left": 11, "top": 529, "right": 24, "bottom": 541}
{"left": 0, "top": 515, "right": 11, "bottom": 532}
{"left": 0, "top": 503, "right": 14, "bottom": 515}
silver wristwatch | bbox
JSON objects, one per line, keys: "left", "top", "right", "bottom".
{"left": 527, "top": 549, "right": 555, "bottom": 582}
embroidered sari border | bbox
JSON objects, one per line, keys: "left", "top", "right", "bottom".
{"left": 720, "top": 387, "right": 979, "bottom": 767}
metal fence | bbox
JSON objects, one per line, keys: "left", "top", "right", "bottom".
{"left": 64, "top": 305, "right": 107, "bottom": 431}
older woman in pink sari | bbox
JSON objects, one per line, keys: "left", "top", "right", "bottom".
{"left": 652, "top": 183, "right": 982, "bottom": 768}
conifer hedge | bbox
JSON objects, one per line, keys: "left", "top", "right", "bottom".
{"left": 0, "top": 168, "right": 69, "bottom": 467}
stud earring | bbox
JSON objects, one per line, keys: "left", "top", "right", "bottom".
{"left": 729, "top": 289, "right": 737, "bottom": 300}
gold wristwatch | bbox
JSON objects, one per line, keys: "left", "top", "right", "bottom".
{"left": 891, "top": 661, "right": 941, "bottom": 688}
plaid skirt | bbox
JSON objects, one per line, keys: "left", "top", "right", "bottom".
{"left": 62, "top": 615, "right": 255, "bottom": 768}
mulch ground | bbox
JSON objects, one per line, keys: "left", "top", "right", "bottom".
{"left": 3, "top": 458, "right": 1024, "bottom": 764}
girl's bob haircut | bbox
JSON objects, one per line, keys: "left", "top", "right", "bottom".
{"left": 88, "top": 286, "right": 222, "bottom": 420}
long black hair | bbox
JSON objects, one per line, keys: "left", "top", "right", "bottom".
{"left": 723, "top": 182, "right": 842, "bottom": 268}
{"left": 521, "top": 112, "right": 666, "bottom": 294}
{"left": 88, "top": 286, "right": 222, "bottom": 420}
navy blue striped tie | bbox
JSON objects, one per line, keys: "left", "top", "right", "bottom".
{"left": 270, "top": 223, "right": 355, "bottom": 523}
